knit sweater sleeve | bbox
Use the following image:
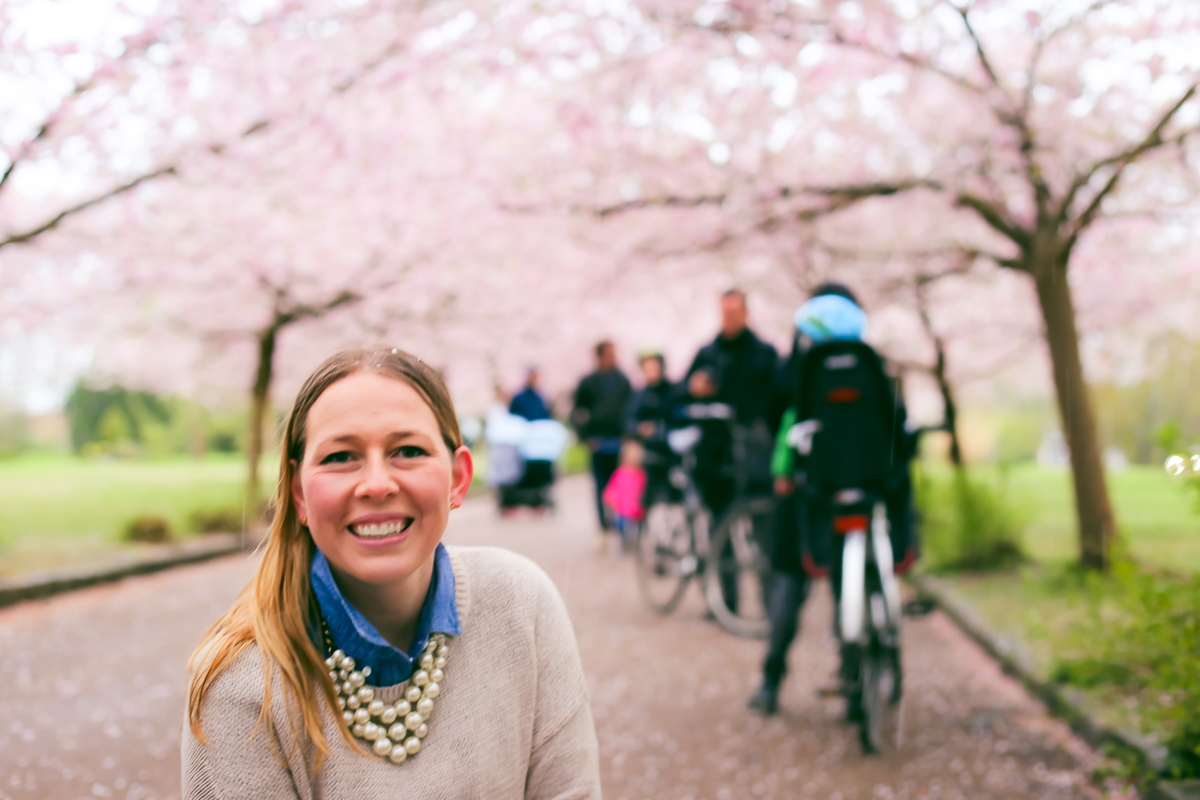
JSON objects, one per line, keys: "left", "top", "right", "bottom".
{"left": 524, "top": 566, "right": 601, "bottom": 800}
{"left": 181, "top": 648, "right": 308, "bottom": 800}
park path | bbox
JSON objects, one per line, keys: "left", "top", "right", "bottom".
{"left": 0, "top": 476, "right": 1133, "bottom": 800}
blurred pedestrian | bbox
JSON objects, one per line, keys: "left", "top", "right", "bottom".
{"left": 626, "top": 349, "right": 677, "bottom": 441}
{"left": 571, "top": 340, "right": 632, "bottom": 531}
{"left": 685, "top": 289, "right": 781, "bottom": 613}
{"left": 509, "top": 367, "right": 551, "bottom": 421}
{"left": 601, "top": 439, "right": 647, "bottom": 551}
{"left": 183, "top": 347, "right": 600, "bottom": 796}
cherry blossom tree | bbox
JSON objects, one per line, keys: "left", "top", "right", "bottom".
{"left": 535, "top": 0, "right": 1200, "bottom": 569}
{"left": 6, "top": 0, "right": 1200, "bottom": 568}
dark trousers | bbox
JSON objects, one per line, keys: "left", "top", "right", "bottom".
{"left": 697, "top": 474, "right": 738, "bottom": 611}
{"left": 763, "top": 570, "right": 811, "bottom": 688}
{"left": 590, "top": 450, "right": 620, "bottom": 530}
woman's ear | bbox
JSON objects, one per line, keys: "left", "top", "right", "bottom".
{"left": 450, "top": 447, "right": 474, "bottom": 507}
{"left": 290, "top": 460, "right": 308, "bottom": 522}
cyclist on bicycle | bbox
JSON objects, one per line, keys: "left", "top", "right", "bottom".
{"left": 749, "top": 283, "right": 917, "bottom": 717}
{"left": 684, "top": 288, "right": 781, "bottom": 614}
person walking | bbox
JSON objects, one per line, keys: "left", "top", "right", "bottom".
{"left": 509, "top": 367, "right": 550, "bottom": 421}
{"left": 685, "top": 289, "right": 781, "bottom": 612}
{"left": 571, "top": 340, "right": 632, "bottom": 531}
{"left": 749, "top": 282, "right": 914, "bottom": 717}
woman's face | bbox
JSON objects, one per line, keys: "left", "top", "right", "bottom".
{"left": 291, "top": 372, "right": 473, "bottom": 587}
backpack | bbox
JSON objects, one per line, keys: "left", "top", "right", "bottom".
{"left": 795, "top": 340, "right": 906, "bottom": 496}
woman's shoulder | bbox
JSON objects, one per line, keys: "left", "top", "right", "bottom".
{"left": 193, "top": 640, "right": 274, "bottom": 713}
{"left": 445, "top": 545, "right": 562, "bottom": 616}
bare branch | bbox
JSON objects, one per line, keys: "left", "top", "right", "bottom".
{"left": 0, "top": 166, "right": 176, "bottom": 252}
{"left": 955, "top": 5, "right": 1005, "bottom": 95}
{"left": 277, "top": 289, "right": 359, "bottom": 326}
{"left": 828, "top": 29, "right": 986, "bottom": 98}
{"left": 1063, "top": 83, "right": 1200, "bottom": 242}
{"left": 0, "top": 81, "right": 87, "bottom": 195}
{"left": 595, "top": 193, "right": 727, "bottom": 217}
{"left": 953, "top": 192, "right": 1031, "bottom": 252}
{"left": 592, "top": 179, "right": 941, "bottom": 218}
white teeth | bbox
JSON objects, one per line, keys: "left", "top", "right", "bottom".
{"left": 351, "top": 519, "right": 412, "bottom": 538}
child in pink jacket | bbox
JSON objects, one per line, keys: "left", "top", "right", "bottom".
{"left": 603, "top": 440, "right": 647, "bottom": 548}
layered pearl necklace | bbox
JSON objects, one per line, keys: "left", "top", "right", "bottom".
{"left": 321, "top": 622, "right": 449, "bottom": 765}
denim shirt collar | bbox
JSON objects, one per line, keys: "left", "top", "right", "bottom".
{"left": 311, "top": 543, "right": 461, "bottom": 686}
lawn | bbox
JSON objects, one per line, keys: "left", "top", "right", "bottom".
{"left": 921, "top": 463, "right": 1200, "bottom": 775}
{"left": 931, "top": 462, "right": 1200, "bottom": 571}
{"left": 0, "top": 444, "right": 556, "bottom": 577}
{"left": 0, "top": 452, "right": 270, "bottom": 577}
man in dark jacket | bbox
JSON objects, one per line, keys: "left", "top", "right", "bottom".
{"left": 686, "top": 289, "right": 781, "bottom": 615}
{"left": 571, "top": 340, "right": 632, "bottom": 531}
{"left": 685, "top": 289, "right": 781, "bottom": 517}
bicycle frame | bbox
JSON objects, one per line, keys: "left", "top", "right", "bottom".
{"left": 838, "top": 500, "right": 901, "bottom": 646}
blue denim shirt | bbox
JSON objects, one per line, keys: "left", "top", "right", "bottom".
{"left": 311, "top": 544, "right": 461, "bottom": 686}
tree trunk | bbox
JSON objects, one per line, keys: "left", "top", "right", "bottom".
{"left": 931, "top": 337, "right": 964, "bottom": 470}
{"left": 915, "top": 286, "right": 964, "bottom": 469}
{"left": 246, "top": 323, "right": 278, "bottom": 511}
{"left": 1029, "top": 248, "right": 1116, "bottom": 569}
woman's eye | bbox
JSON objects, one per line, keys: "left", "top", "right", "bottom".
{"left": 319, "top": 451, "right": 355, "bottom": 465}
{"left": 394, "top": 446, "right": 428, "bottom": 459}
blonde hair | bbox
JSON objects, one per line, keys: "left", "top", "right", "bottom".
{"left": 186, "top": 347, "right": 462, "bottom": 770}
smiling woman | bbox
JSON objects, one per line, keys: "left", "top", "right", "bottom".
{"left": 182, "top": 348, "right": 600, "bottom": 799}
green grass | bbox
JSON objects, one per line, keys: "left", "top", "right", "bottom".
{"left": 0, "top": 452, "right": 274, "bottom": 577}
{"left": 922, "top": 464, "right": 1200, "bottom": 773}
{"left": 925, "top": 462, "right": 1200, "bottom": 571}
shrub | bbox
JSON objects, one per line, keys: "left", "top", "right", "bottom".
{"left": 189, "top": 507, "right": 243, "bottom": 533}
{"left": 915, "top": 466, "right": 1026, "bottom": 573}
{"left": 1053, "top": 562, "right": 1200, "bottom": 778}
{"left": 124, "top": 515, "right": 173, "bottom": 543}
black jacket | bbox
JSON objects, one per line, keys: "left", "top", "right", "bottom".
{"left": 685, "top": 328, "right": 781, "bottom": 428}
{"left": 626, "top": 379, "right": 680, "bottom": 437}
{"left": 571, "top": 368, "right": 632, "bottom": 440}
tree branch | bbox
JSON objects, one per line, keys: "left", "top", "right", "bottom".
{"left": 953, "top": 192, "right": 1031, "bottom": 252}
{"left": 1062, "top": 83, "right": 1199, "bottom": 242}
{"left": 955, "top": 5, "right": 1005, "bottom": 95}
{"left": 592, "top": 179, "right": 941, "bottom": 218}
{"left": 0, "top": 80, "right": 88, "bottom": 195}
{"left": 0, "top": 166, "right": 177, "bottom": 252}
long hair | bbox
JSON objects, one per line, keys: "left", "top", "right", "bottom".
{"left": 186, "top": 347, "right": 463, "bottom": 769}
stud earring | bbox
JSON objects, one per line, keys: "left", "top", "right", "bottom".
{"left": 300, "top": 516, "right": 308, "bottom": 526}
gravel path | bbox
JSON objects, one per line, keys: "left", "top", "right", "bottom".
{"left": 0, "top": 476, "right": 1134, "bottom": 800}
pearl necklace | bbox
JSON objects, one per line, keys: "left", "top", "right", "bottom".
{"left": 321, "top": 623, "right": 448, "bottom": 764}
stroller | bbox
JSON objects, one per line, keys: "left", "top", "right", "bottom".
{"left": 485, "top": 405, "right": 568, "bottom": 513}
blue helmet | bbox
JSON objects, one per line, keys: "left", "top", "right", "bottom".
{"left": 793, "top": 293, "right": 866, "bottom": 343}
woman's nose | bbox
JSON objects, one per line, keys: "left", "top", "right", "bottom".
{"left": 357, "top": 452, "right": 399, "bottom": 500}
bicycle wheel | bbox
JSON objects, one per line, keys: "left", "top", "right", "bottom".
{"left": 703, "top": 496, "right": 774, "bottom": 638}
{"left": 635, "top": 501, "right": 697, "bottom": 614}
{"left": 860, "top": 632, "right": 902, "bottom": 754}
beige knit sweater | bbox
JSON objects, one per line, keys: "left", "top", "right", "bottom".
{"left": 182, "top": 546, "right": 601, "bottom": 799}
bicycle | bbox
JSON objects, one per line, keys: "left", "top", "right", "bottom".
{"left": 832, "top": 490, "right": 903, "bottom": 754}
{"left": 690, "top": 404, "right": 776, "bottom": 639}
{"left": 633, "top": 423, "right": 707, "bottom": 614}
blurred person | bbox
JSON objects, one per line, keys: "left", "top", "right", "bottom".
{"left": 601, "top": 439, "right": 647, "bottom": 551}
{"left": 627, "top": 349, "right": 681, "bottom": 505}
{"left": 685, "top": 289, "right": 781, "bottom": 613}
{"left": 626, "top": 349, "right": 677, "bottom": 441}
{"left": 571, "top": 340, "right": 632, "bottom": 531}
{"left": 509, "top": 367, "right": 551, "bottom": 421}
{"left": 749, "top": 284, "right": 916, "bottom": 718}
{"left": 184, "top": 347, "right": 599, "bottom": 797}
